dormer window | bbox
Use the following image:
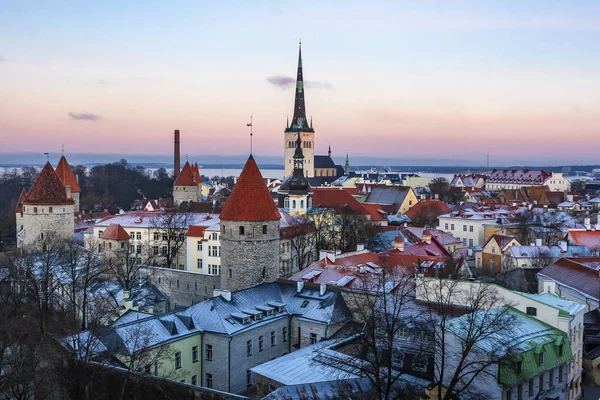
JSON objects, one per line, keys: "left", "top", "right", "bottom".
{"left": 538, "top": 351, "right": 544, "bottom": 366}
{"left": 243, "top": 317, "right": 251, "bottom": 324}
{"left": 278, "top": 305, "right": 286, "bottom": 313}
{"left": 526, "top": 307, "right": 537, "bottom": 316}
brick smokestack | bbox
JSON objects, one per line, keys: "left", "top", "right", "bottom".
{"left": 174, "top": 130, "right": 181, "bottom": 178}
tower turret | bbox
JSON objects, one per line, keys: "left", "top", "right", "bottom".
{"left": 220, "top": 155, "right": 281, "bottom": 292}
{"left": 278, "top": 132, "right": 312, "bottom": 216}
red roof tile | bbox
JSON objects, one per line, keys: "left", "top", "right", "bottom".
{"left": 187, "top": 225, "right": 207, "bottom": 237}
{"left": 24, "top": 162, "right": 74, "bottom": 205}
{"left": 539, "top": 257, "right": 600, "bottom": 299}
{"left": 360, "top": 202, "right": 387, "bottom": 222}
{"left": 102, "top": 223, "right": 130, "bottom": 240}
{"left": 220, "top": 155, "right": 280, "bottom": 221}
{"left": 15, "top": 188, "right": 27, "bottom": 213}
{"left": 312, "top": 188, "right": 369, "bottom": 215}
{"left": 55, "top": 155, "right": 81, "bottom": 193}
{"left": 174, "top": 162, "right": 198, "bottom": 186}
{"left": 569, "top": 230, "right": 600, "bottom": 251}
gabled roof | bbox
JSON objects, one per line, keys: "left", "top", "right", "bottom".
{"left": 102, "top": 223, "right": 130, "bottom": 241}
{"left": 55, "top": 155, "right": 81, "bottom": 193}
{"left": 220, "top": 155, "right": 280, "bottom": 221}
{"left": 312, "top": 188, "right": 369, "bottom": 215}
{"left": 314, "top": 155, "right": 336, "bottom": 169}
{"left": 487, "top": 234, "right": 518, "bottom": 250}
{"left": 569, "top": 230, "right": 600, "bottom": 251}
{"left": 364, "top": 186, "right": 411, "bottom": 214}
{"left": 186, "top": 225, "right": 207, "bottom": 238}
{"left": 538, "top": 257, "right": 600, "bottom": 300}
{"left": 360, "top": 202, "right": 387, "bottom": 222}
{"left": 24, "top": 162, "right": 74, "bottom": 205}
{"left": 173, "top": 161, "right": 199, "bottom": 186}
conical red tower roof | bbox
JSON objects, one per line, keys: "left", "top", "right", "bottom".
{"left": 24, "top": 162, "right": 74, "bottom": 205}
{"left": 15, "top": 188, "right": 27, "bottom": 213}
{"left": 102, "top": 223, "right": 130, "bottom": 240}
{"left": 174, "top": 161, "right": 197, "bottom": 186}
{"left": 55, "top": 155, "right": 81, "bottom": 193}
{"left": 220, "top": 155, "right": 280, "bottom": 221}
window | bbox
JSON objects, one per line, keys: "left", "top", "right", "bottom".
{"left": 268, "top": 383, "right": 276, "bottom": 392}
{"left": 192, "top": 345, "right": 199, "bottom": 362}
{"left": 48, "top": 206, "right": 53, "bottom": 213}
{"left": 262, "top": 225, "right": 267, "bottom": 234}
{"left": 517, "top": 383, "right": 523, "bottom": 400}
{"left": 392, "top": 352, "right": 404, "bottom": 366}
{"left": 239, "top": 226, "right": 245, "bottom": 235}
{"left": 136, "top": 232, "right": 141, "bottom": 240}
{"left": 161, "top": 245, "right": 167, "bottom": 255}
{"left": 526, "top": 307, "right": 537, "bottom": 316}
{"left": 197, "top": 259, "right": 202, "bottom": 269}
{"left": 469, "top": 239, "right": 473, "bottom": 247}
{"left": 259, "top": 335, "right": 264, "bottom": 352}
{"left": 558, "top": 344, "right": 564, "bottom": 357}
{"left": 271, "top": 331, "right": 276, "bottom": 346}
{"left": 246, "top": 370, "right": 252, "bottom": 387}
{"left": 412, "top": 355, "right": 427, "bottom": 372}
{"left": 205, "top": 344, "right": 212, "bottom": 361}
{"left": 444, "top": 223, "right": 448, "bottom": 230}
{"left": 162, "top": 232, "right": 168, "bottom": 241}
{"left": 462, "top": 238, "right": 467, "bottom": 246}
{"left": 549, "top": 368, "right": 554, "bottom": 387}
{"left": 469, "top": 225, "right": 473, "bottom": 232}
{"left": 310, "top": 333, "right": 318, "bottom": 344}
{"left": 197, "top": 241, "right": 202, "bottom": 251}
{"left": 154, "top": 232, "right": 159, "bottom": 240}
{"left": 98, "top": 230, "right": 103, "bottom": 238}
{"left": 492, "top": 246, "right": 496, "bottom": 253}
{"left": 463, "top": 225, "right": 467, "bottom": 232}
{"left": 175, "top": 351, "right": 181, "bottom": 369}
{"left": 539, "top": 374, "right": 543, "bottom": 391}
{"left": 206, "top": 373, "right": 213, "bottom": 389}
{"left": 283, "top": 327, "right": 287, "bottom": 342}
{"left": 516, "top": 361, "right": 522, "bottom": 374}
{"left": 284, "top": 197, "right": 289, "bottom": 209}
{"left": 451, "top": 224, "right": 454, "bottom": 230}
{"left": 528, "top": 379, "right": 534, "bottom": 396}
{"left": 247, "top": 339, "right": 252, "bottom": 356}
{"left": 153, "top": 245, "right": 159, "bottom": 255}
{"left": 559, "top": 365, "right": 563, "bottom": 382}
{"left": 144, "top": 364, "right": 151, "bottom": 374}
{"left": 34, "top": 207, "right": 38, "bottom": 213}
{"left": 191, "top": 375, "right": 197, "bottom": 385}
{"left": 398, "top": 327, "right": 410, "bottom": 338}
{"left": 505, "top": 389, "right": 511, "bottom": 400}
{"left": 208, "top": 265, "right": 220, "bottom": 275}
{"left": 208, "top": 246, "right": 218, "bottom": 257}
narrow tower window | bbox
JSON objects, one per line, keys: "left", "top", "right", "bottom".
{"left": 239, "top": 226, "right": 245, "bottom": 235}
{"left": 262, "top": 225, "right": 267, "bottom": 235}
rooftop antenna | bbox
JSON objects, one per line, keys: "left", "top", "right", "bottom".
{"left": 246, "top": 115, "right": 253, "bottom": 155}
{"left": 486, "top": 149, "right": 490, "bottom": 168}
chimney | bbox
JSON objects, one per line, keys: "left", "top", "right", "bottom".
{"left": 535, "top": 238, "right": 542, "bottom": 247}
{"left": 394, "top": 235, "right": 405, "bottom": 252}
{"left": 319, "top": 283, "right": 326, "bottom": 296}
{"left": 297, "top": 281, "right": 304, "bottom": 293}
{"left": 174, "top": 130, "right": 181, "bottom": 178}
{"left": 559, "top": 241, "right": 568, "bottom": 253}
{"left": 420, "top": 193, "right": 426, "bottom": 201}
{"left": 422, "top": 229, "right": 432, "bottom": 245}
{"left": 585, "top": 218, "right": 591, "bottom": 229}
{"left": 435, "top": 193, "right": 439, "bottom": 200}
{"left": 356, "top": 243, "right": 365, "bottom": 251}
{"left": 327, "top": 251, "right": 336, "bottom": 263}
{"left": 213, "top": 289, "right": 232, "bottom": 301}
{"left": 319, "top": 250, "right": 328, "bottom": 260}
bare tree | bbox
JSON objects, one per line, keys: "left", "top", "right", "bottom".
{"left": 286, "top": 216, "right": 317, "bottom": 272}
{"left": 308, "top": 207, "right": 337, "bottom": 252}
{"left": 416, "top": 278, "right": 517, "bottom": 399}
{"left": 150, "top": 210, "right": 191, "bottom": 269}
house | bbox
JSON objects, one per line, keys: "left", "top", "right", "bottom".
{"left": 399, "top": 226, "right": 461, "bottom": 254}
{"left": 437, "top": 206, "right": 513, "bottom": 247}
{"left": 404, "top": 200, "right": 452, "bottom": 228}
{"left": 486, "top": 169, "right": 570, "bottom": 192}
{"left": 537, "top": 257, "right": 600, "bottom": 312}
{"left": 450, "top": 174, "right": 486, "bottom": 189}
{"left": 64, "top": 281, "right": 352, "bottom": 395}
{"left": 568, "top": 228, "right": 600, "bottom": 255}
{"left": 497, "top": 186, "right": 555, "bottom": 207}
{"left": 479, "top": 234, "right": 520, "bottom": 275}
{"left": 364, "top": 185, "right": 418, "bottom": 215}
{"left": 360, "top": 203, "right": 388, "bottom": 226}
{"left": 504, "top": 242, "right": 591, "bottom": 270}
{"left": 173, "top": 162, "right": 202, "bottom": 205}
{"left": 443, "top": 307, "right": 572, "bottom": 400}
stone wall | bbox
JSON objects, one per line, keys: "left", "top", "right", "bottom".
{"left": 220, "top": 220, "right": 280, "bottom": 292}
{"left": 19, "top": 204, "right": 75, "bottom": 248}
{"left": 147, "top": 266, "right": 221, "bottom": 310}
{"left": 173, "top": 185, "right": 199, "bottom": 205}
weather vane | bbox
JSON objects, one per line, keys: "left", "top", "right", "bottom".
{"left": 44, "top": 152, "right": 49, "bottom": 162}
{"left": 246, "top": 115, "right": 253, "bottom": 154}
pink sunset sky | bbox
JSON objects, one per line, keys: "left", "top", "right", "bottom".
{"left": 0, "top": 1, "right": 599, "bottom": 166}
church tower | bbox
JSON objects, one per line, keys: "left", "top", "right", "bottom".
{"left": 278, "top": 132, "right": 312, "bottom": 216}
{"left": 284, "top": 42, "right": 315, "bottom": 178}
{"left": 220, "top": 155, "right": 281, "bottom": 292}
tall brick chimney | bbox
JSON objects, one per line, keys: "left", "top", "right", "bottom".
{"left": 173, "top": 130, "right": 181, "bottom": 178}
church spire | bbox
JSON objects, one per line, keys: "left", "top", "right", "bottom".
{"left": 345, "top": 151, "right": 350, "bottom": 175}
{"left": 286, "top": 41, "right": 313, "bottom": 133}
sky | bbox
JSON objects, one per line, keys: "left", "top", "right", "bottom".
{"left": 0, "top": 0, "right": 599, "bottom": 166}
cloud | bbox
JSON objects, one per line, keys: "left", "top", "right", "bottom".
{"left": 0, "top": 56, "right": 5, "bottom": 62}
{"left": 266, "top": 75, "right": 332, "bottom": 90}
{"left": 266, "top": 75, "right": 295, "bottom": 89}
{"left": 68, "top": 112, "right": 100, "bottom": 121}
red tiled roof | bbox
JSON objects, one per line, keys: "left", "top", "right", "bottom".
{"left": 361, "top": 202, "right": 387, "bottom": 222}
{"left": 382, "top": 236, "right": 451, "bottom": 257}
{"left": 487, "top": 234, "right": 517, "bottom": 250}
{"left": 174, "top": 162, "right": 198, "bottom": 186}
{"left": 539, "top": 257, "right": 600, "bottom": 299}
{"left": 55, "top": 155, "right": 81, "bottom": 193}
{"left": 404, "top": 200, "right": 451, "bottom": 223}
{"left": 193, "top": 163, "right": 201, "bottom": 184}
{"left": 220, "top": 155, "right": 280, "bottom": 221}
{"left": 187, "top": 225, "right": 208, "bottom": 237}
{"left": 569, "top": 230, "right": 600, "bottom": 251}
{"left": 24, "top": 162, "right": 74, "bottom": 205}
{"left": 15, "top": 188, "right": 27, "bottom": 213}
{"left": 312, "top": 188, "right": 369, "bottom": 215}
{"left": 102, "top": 223, "right": 130, "bottom": 240}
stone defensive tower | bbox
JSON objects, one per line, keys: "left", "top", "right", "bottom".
{"left": 219, "top": 155, "right": 281, "bottom": 292}
{"left": 55, "top": 155, "right": 81, "bottom": 211}
{"left": 17, "top": 162, "right": 75, "bottom": 248}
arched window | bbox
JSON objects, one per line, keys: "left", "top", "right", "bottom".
{"left": 284, "top": 197, "right": 290, "bottom": 208}
{"left": 292, "top": 200, "right": 297, "bottom": 209}
{"left": 300, "top": 200, "right": 304, "bottom": 208}
{"left": 308, "top": 197, "right": 312, "bottom": 209}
